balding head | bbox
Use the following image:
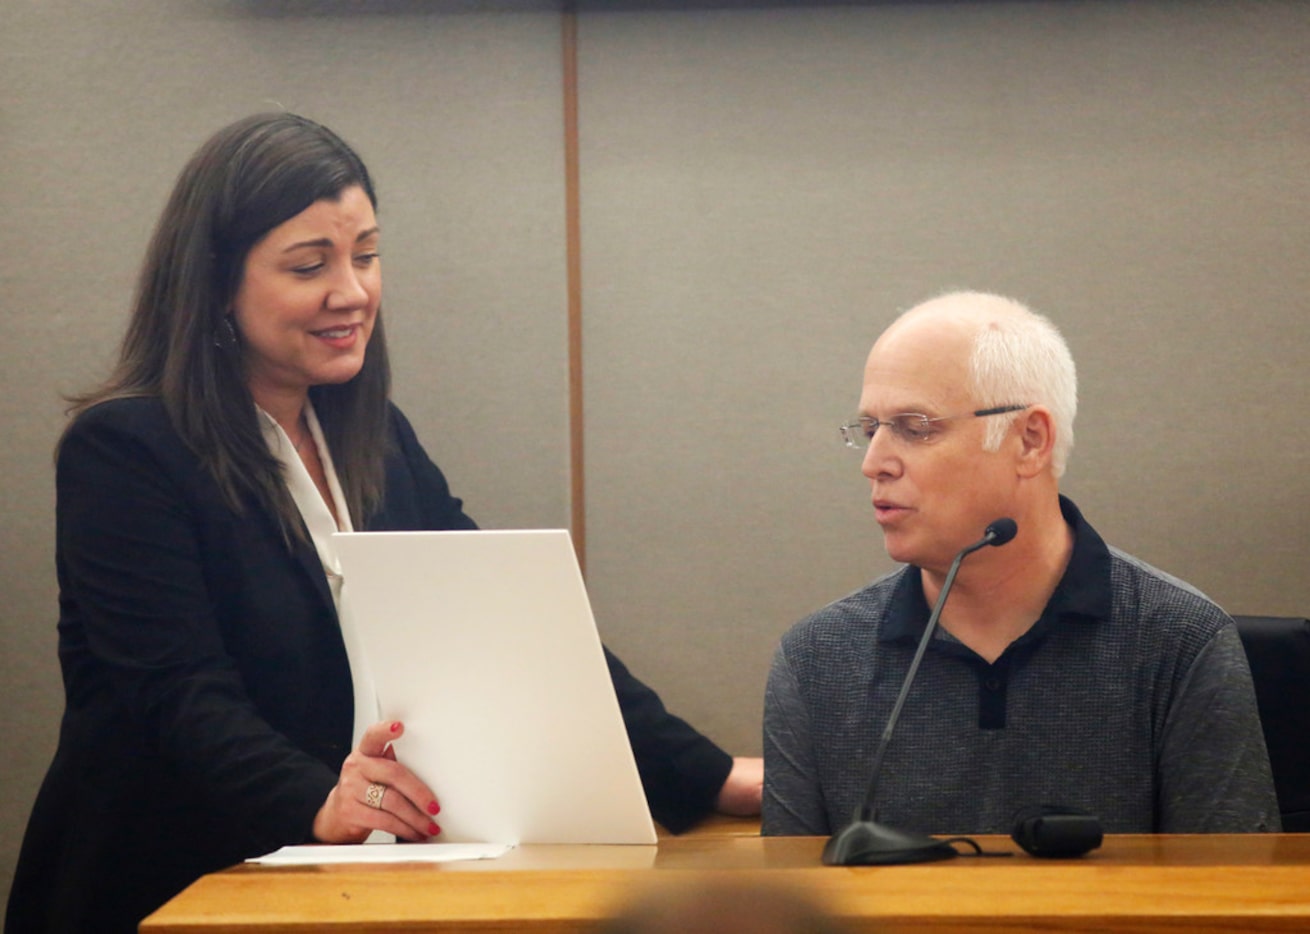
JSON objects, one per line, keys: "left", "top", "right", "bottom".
{"left": 875, "top": 291, "right": 1077, "bottom": 476}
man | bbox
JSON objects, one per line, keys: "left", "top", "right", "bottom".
{"left": 762, "top": 291, "right": 1278, "bottom": 836}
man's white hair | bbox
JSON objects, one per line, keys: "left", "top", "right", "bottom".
{"left": 899, "top": 291, "right": 1078, "bottom": 477}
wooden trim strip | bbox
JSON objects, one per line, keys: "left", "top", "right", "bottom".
{"left": 561, "top": 3, "right": 586, "bottom": 575}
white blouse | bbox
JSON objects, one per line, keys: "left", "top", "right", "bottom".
{"left": 257, "top": 402, "right": 379, "bottom": 748}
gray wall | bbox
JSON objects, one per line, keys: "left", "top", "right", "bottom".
{"left": 3, "top": 0, "right": 1307, "bottom": 903}
{"left": 578, "top": 0, "right": 1310, "bottom": 758}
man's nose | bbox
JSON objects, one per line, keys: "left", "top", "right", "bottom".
{"left": 861, "top": 427, "right": 899, "bottom": 479}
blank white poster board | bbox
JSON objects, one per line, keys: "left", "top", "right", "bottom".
{"left": 334, "top": 529, "right": 657, "bottom": 846}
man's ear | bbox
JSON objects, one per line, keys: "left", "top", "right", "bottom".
{"left": 1015, "top": 407, "right": 1056, "bottom": 478}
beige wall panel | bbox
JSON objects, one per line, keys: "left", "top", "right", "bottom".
{"left": 0, "top": 0, "right": 566, "bottom": 900}
{"left": 577, "top": 1, "right": 1310, "bottom": 757}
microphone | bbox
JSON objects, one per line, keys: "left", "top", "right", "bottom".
{"left": 822, "top": 518, "right": 1019, "bottom": 866}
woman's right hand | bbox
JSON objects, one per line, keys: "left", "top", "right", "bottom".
{"left": 311, "top": 720, "right": 442, "bottom": 843}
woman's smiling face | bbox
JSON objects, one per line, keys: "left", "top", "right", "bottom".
{"left": 232, "top": 184, "right": 381, "bottom": 414}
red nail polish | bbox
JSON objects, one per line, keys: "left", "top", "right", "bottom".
{"left": 390, "top": 721, "right": 401, "bottom": 733}
{"left": 429, "top": 822, "right": 441, "bottom": 836}
{"left": 427, "top": 801, "right": 440, "bottom": 816}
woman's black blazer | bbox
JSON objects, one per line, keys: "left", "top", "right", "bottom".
{"left": 7, "top": 397, "right": 728, "bottom": 933}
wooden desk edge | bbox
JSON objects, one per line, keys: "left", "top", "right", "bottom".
{"left": 143, "top": 832, "right": 1310, "bottom": 933}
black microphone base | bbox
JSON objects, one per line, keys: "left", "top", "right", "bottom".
{"left": 822, "top": 820, "right": 960, "bottom": 866}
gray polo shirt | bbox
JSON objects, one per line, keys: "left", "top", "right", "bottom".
{"left": 763, "top": 497, "right": 1280, "bottom": 835}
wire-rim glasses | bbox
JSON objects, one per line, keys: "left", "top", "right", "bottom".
{"left": 839, "top": 404, "right": 1030, "bottom": 450}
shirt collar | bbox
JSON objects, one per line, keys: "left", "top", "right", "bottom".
{"left": 881, "top": 495, "right": 1113, "bottom": 644}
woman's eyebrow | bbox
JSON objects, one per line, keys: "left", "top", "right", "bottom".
{"left": 280, "top": 227, "right": 380, "bottom": 253}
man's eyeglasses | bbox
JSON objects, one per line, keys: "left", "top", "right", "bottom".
{"left": 839, "top": 404, "right": 1030, "bottom": 450}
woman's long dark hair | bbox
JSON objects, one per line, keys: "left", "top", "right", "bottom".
{"left": 65, "top": 112, "right": 392, "bottom": 542}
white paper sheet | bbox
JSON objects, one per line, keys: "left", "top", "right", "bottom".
{"left": 247, "top": 842, "right": 512, "bottom": 866}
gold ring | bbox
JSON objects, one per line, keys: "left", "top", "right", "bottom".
{"left": 365, "top": 782, "right": 386, "bottom": 810}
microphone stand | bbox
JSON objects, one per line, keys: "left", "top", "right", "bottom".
{"left": 822, "top": 519, "right": 1016, "bottom": 866}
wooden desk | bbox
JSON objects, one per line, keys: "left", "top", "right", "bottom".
{"left": 143, "top": 828, "right": 1310, "bottom": 933}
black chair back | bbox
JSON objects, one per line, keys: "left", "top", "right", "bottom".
{"left": 1233, "top": 615, "right": 1310, "bottom": 832}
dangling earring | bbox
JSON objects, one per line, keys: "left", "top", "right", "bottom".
{"left": 214, "top": 315, "right": 238, "bottom": 350}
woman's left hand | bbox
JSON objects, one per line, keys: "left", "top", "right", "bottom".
{"left": 715, "top": 756, "right": 763, "bottom": 816}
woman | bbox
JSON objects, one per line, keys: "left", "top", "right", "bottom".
{"left": 7, "top": 113, "right": 755, "bottom": 934}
